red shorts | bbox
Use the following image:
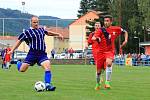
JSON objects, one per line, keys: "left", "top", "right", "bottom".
{"left": 104, "top": 51, "right": 115, "bottom": 60}
{"left": 95, "top": 53, "right": 106, "bottom": 71}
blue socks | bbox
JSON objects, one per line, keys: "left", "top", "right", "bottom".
{"left": 16, "top": 61, "right": 22, "bottom": 71}
{"left": 45, "top": 71, "right": 51, "bottom": 86}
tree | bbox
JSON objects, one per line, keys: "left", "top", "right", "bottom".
{"left": 78, "top": 0, "right": 150, "bottom": 53}
{"left": 77, "top": 0, "right": 91, "bottom": 18}
{"left": 86, "top": 17, "right": 103, "bottom": 37}
{"left": 77, "top": 0, "right": 110, "bottom": 18}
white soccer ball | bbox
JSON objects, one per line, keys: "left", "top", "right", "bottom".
{"left": 34, "top": 81, "right": 46, "bottom": 92}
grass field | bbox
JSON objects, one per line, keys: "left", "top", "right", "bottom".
{"left": 0, "top": 64, "right": 150, "bottom": 100}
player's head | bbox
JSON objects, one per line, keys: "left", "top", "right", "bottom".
{"left": 94, "top": 22, "right": 101, "bottom": 31}
{"left": 31, "top": 16, "right": 39, "bottom": 29}
{"left": 104, "top": 15, "right": 113, "bottom": 28}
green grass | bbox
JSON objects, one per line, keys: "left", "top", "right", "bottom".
{"left": 0, "top": 64, "right": 150, "bottom": 100}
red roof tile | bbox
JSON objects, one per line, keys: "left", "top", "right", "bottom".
{"left": 46, "top": 27, "right": 69, "bottom": 38}
{"left": 0, "top": 36, "right": 17, "bottom": 40}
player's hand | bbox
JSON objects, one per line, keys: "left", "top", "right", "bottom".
{"left": 58, "top": 34, "right": 64, "bottom": 40}
{"left": 96, "top": 37, "right": 101, "bottom": 43}
{"left": 91, "top": 36, "right": 96, "bottom": 40}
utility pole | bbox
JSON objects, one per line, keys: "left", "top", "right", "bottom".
{"left": 2, "top": 18, "right": 4, "bottom": 40}
{"left": 22, "top": 1, "right": 26, "bottom": 52}
{"left": 21, "top": 1, "right": 25, "bottom": 13}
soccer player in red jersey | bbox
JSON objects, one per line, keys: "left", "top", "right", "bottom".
{"left": 88, "top": 22, "right": 106, "bottom": 90}
{"left": 4, "top": 44, "right": 11, "bottom": 69}
{"left": 93, "top": 15, "right": 128, "bottom": 89}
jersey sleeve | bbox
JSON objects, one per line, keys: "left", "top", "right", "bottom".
{"left": 41, "top": 27, "right": 48, "bottom": 34}
{"left": 121, "top": 28, "right": 127, "bottom": 33}
{"left": 115, "top": 26, "right": 121, "bottom": 36}
{"left": 115, "top": 26, "right": 126, "bottom": 36}
{"left": 18, "top": 32, "right": 26, "bottom": 41}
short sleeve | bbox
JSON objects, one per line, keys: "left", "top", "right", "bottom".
{"left": 18, "top": 32, "right": 25, "bottom": 41}
{"left": 121, "top": 28, "right": 127, "bottom": 33}
{"left": 41, "top": 27, "right": 48, "bottom": 34}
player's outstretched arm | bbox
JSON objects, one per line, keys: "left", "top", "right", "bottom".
{"left": 46, "top": 30, "right": 63, "bottom": 39}
{"left": 9, "top": 40, "right": 22, "bottom": 54}
{"left": 120, "top": 31, "right": 128, "bottom": 48}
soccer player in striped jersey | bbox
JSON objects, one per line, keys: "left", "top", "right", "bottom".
{"left": 9, "top": 16, "right": 63, "bottom": 91}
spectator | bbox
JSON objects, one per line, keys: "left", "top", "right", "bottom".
{"left": 141, "top": 53, "right": 147, "bottom": 65}
{"left": 51, "top": 49, "right": 56, "bottom": 59}
{"left": 69, "top": 48, "right": 74, "bottom": 59}
{"left": 64, "top": 48, "right": 69, "bottom": 59}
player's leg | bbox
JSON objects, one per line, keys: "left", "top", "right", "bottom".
{"left": 95, "top": 68, "right": 101, "bottom": 90}
{"left": 40, "top": 60, "right": 56, "bottom": 91}
{"left": 92, "top": 52, "right": 100, "bottom": 90}
{"left": 100, "top": 68, "right": 105, "bottom": 83}
{"left": 100, "top": 60, "right": 106, "bottom": 83}
{"left": 95, "top": 54, "right": 105, "bottom": 90}
{"left": 17, "top": 52, "right": 34, "bottom": 72}
{"left": 19, "top": 63, "right": 30, "bottom": 72}
{"left": 6, "top": 62, "right": 10, "bottom": 69}
{"left": 105, "top": 58, "right": 113, "bottom": 88}
{"left": 105, "top": 52, "right": 114, "bottom": 89}
{"left": 38, "top": 51, "right": 56, "bottom": 91}
{"left": 17, "top": 59, "right": 30, "bottom": 72}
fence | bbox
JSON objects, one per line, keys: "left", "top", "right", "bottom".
{"left": 114, "top": 57, "right": 150, "bottom": 66}
{"left": 0, "top": 18, "right": 75, "bottom": 36}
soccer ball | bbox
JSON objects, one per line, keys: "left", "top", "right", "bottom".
{"left": 34, "top": 81, "right": 46, "bottom": 92}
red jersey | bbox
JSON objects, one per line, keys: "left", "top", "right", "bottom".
{"left": 68, "top": 48, "right": 74, "bottom": 54}
{"left": 94, "top": 29, "right": 108, "bottom": 52}
{"left": 106, "top": 26, "right": 123, "bottom": 52}
{"left": 88, "top": 32, "right": 99, "bottom": 53}
{"left": 94, "top": 26, "right": 123, "bottom": 52}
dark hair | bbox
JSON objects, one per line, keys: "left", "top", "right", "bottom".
{"left": 104, "top": 15, "right": 113, "bottom": 21}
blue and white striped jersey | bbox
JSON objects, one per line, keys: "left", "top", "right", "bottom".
{"left": 18, "top": 27, "right": 48, "bottom": 51}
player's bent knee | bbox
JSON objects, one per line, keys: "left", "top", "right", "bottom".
{"left": 19, "top": 67, "right": 27, "bottom": 72}
{"left": 41, "top": 60, "right": 51, "bottom": 71}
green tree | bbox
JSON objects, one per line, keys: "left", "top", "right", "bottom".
{"left": 78, "top": 0, "right": 150, "bottom": 53}
{"left": 77, "top": 0, "right": 110, "bottom": 18}
{"left": 77, "top": 0, "right": 91, "bottom": 18}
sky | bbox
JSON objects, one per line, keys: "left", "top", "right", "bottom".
{"left": 0, "top": 0, "right": 81, "bottom": 19}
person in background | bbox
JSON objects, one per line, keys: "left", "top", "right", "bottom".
{"left": 4, "top": 44, "right": 11, "bottom": 69}
{"left": 51, "top": 49, "right": 56, "bottom": 59}
{"left": 69, "top": 48, "right": 74, "bottom": 59}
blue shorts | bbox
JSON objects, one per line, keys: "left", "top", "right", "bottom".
{"left": 24, "top": 50, "right": 49, "bottom": 66}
